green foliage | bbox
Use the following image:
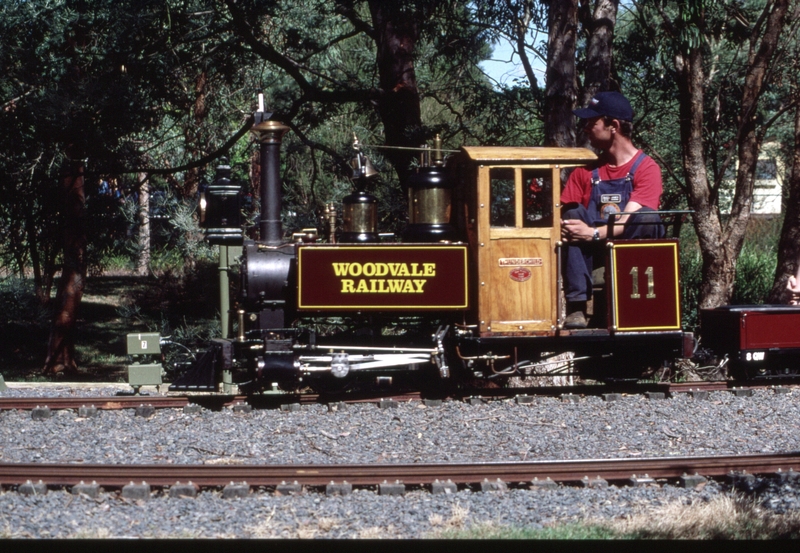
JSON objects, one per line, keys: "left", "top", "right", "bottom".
{"left": 0, "top": 0, "right": 258, "bottom": 290}
{"left": 730, "top": 218, "right": 779, "bottom": 306}
{"left": 113, "top": 177, "right": 216, "bottom": 270}
{"left": 616, "top": 1, "right": 795, "bottom": 207}
{"left": 680, "top": 245, "right": 703, "bottom": 331}
{"left": 163, "top": 317, "right": 222, "bottom": 348}
{"left": 130, "top": 260, "right": 219, "bottom": 320}
{"left": 681, "top": 216, "right": 780, "bottom": 331}
{"left": 613, "top": 0, "right": 796, "bottom": 309}
{"left": 85, "top": 180, "right": 133, "bottom": 276}
{"left": 0, "top": 277, "right": 50, "bottom": 326}
{"left": 96, "top": 253, "right": 134, "bottom": 274}
{"left": 115, "top": 257, "right": 223, "bottom": 362}
{"left": 0, "top": 0, "right": 527, "bottom": 285}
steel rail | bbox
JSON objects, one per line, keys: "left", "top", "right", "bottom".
{"left": 0, "top": 396, "right": 196, "bottom": 411}
{"left": 0, "top": 380, "right": 795, "bottom": 411}
{"left": 0, "top": 392, "right": 425, "bottom": 411}
{"left": 1, "top": 452, "right": 799, "bottom": 488}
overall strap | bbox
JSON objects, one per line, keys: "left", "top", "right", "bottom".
{"left": 626, "top": 152, "right": 649, "bottom": 179}
{"left": 592, "top": 152, "right": 649, "bottom": 184}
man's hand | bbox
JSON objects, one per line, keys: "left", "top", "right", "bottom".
{"left": 561, "top": 218, "right": 595, "bottom": 242}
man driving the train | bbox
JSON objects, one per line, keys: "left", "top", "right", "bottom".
{"left": 560, "top": 91, "right": 664, "bottom": 329}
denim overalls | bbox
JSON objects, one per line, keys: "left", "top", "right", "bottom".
{"left": 587, "top": 153, "right": 645, "bottom": 226}
{"left": 562, "top": 153, "right": 663, "bottom": 302}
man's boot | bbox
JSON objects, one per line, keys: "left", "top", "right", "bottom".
{"left": 564, "top": 301, "right": 588, "bottom": 329}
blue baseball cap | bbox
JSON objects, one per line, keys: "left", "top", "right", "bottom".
{"left": 573, "top": 91, "right": 633, "bottom": 122}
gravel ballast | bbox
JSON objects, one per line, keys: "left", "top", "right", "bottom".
{"left": 1, "top": 384, "right": 799, "bottom": 538}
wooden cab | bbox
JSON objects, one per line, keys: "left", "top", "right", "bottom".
{"left": 458, "top": 147, "right": 597, "bottom": 337}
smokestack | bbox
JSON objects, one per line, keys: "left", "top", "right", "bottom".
{"left": 251, "top": 120, "right": 289, "bottom": 245}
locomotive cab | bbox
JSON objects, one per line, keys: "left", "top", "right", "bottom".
{"left": 457, "top": 147, "right": 597, "bottom": 336}
{"left": 452, "top": 147, "right": 692, "bottom": 381}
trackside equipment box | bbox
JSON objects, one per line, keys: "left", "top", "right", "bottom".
{"left": 126, "top": 333, "right": 163, "bottom": 389}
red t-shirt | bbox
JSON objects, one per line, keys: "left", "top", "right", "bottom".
{"left": 560, "top": 151, "right": 662, "bottom": 210}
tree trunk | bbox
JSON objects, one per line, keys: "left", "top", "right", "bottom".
{"left": 544, "top": 0, "right": 578, "bottom": 147}
{"left": 675, "top": 0, "right": 790, "bottom": 309}
{"left": 43, "top": 160, "right": 87, "bottom": 375}
{"left": 367, "top": 1, "right": 424, "bottom": 185}
{"left": 24, "top": 210, "right": 46, "bottom": 303}
{"left": 9, "top": 217, "right": 26, "bottom": 279}
{"left": 676, "top": 45, "right": 745, "bottom": 309}
{"left": 180, "top": 71, "right": 209, "bottom": 199}
{"left": 136, "top": 172, "right": 151, "bottom": 276}
{"left": 769, "top": 93, "right": 800, "bottom": 303}
{"left": 511, "top": 0, "right": 541, "bottom": 90}
{"left": 577, "top": 0, "right": 619, "bottom": 149}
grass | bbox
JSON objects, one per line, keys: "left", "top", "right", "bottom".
{"left": 2, "top": 489, "right": 798, "bottom": 539}
{"left": 610, "top": 494, "right": 800, "bottom": 539}
{"left": 427, "top": 494, "right": 800, "bottom": 540}
{"left": 432, "top": 523, "right": 621, "bottom": 539}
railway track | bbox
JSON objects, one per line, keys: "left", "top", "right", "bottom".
{"left": 0, "top": 391, "right": 420, "bottom": 411}
{"left": 0, "top": 380, "right": 795, "bottom": 411}
{"left": 1, "top": 452, "right": 798, "bottom": 489}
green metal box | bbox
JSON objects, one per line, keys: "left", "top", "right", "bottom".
{"left": 128, "top": 364, "right": 163, "bottom": 386}
{"left": 126, "top": 333, "right": 161, "bottom": 355}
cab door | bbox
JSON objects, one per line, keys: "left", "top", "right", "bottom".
{"left": 476, "top": 164, "right": 561, "bottom": 336}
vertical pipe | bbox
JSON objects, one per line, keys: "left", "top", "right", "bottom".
{"left": 237, "top": 309, "right": 246, "bottom": 341}
{"left": 251, "top": 121, "right": 290, "bottom": 245}
{"left": 259, "top": 140, "right": 280, "bottom": 245}
{"left": 219, "top": 244, "right": 229, "bottom": 339}
{"left": 219, "top": 244, "right": 231, "bottom": 393}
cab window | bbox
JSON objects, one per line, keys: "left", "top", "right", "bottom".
{"left": 490, "top": 168, "right": 515, "bottom": 227}
{"left": 522, "top": 169, "right": 552, "bottom": 228}
{"left": 490, "top": 167, "right": 552, "bottom": 228}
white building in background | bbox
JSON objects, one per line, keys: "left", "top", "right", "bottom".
{"left": 720, "top": 143, "right": 784, "bottom": 215}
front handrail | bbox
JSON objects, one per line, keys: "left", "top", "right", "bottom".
{"left": 605, "top": 209, "right": 693, "bottom": 239}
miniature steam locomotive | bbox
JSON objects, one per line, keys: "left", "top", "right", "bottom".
{"left": 124, "top": 115, "right": 800, "bottom": 394}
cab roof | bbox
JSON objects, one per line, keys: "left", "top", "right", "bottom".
{"left": 460, "top": 146, "right": 597, "bottom": 166}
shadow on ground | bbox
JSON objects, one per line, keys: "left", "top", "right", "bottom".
{"left": 1, "top": 275, "right": 154, "bottom": 382}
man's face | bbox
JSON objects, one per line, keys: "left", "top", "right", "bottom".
{"left": 582, "top": 116, "right": 615, "bottom": 149}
